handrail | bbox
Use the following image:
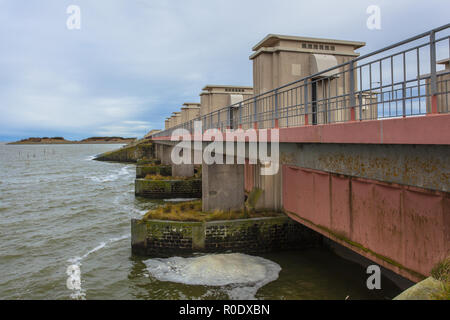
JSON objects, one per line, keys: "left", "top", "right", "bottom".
{"left": 152, "top": 24, "right": 450, "bottom": 138}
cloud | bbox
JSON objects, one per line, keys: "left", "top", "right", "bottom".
{"left": 0, "top": 0, "right": 449, "bottom": 140}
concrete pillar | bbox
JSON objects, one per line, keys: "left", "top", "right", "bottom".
{"left": 172, "top": 164, "right": 195, "bottom": 177}
{"left": 161, "top": 145, "right": 173, "bottom": 165}
{"left": 202, "top": 162, "right": 245, "bottom": 212}
{"left": 254, "top": 163, "right": 283, "bottom": 211}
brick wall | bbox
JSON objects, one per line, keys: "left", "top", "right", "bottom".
{"left": 136, "top": 165, "right": 172, "bottom": 178}
{"left": 131, "top": 216, "right": 323, "bottom": 256}
{"left": 135, "top": 179, "right": 202, "bottom": 199}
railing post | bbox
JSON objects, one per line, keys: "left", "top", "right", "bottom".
{"left": 429, "top": 30, "right": 438, "bottom": 114}
{"left": 358, "top": 92, "right": 363, "bottom": 121}
{"left": 239, "top": 102, "right": 242, "bottom": 129}
{"left": 402, "top": 82, "right": 406, "bottom": 117}
{"left": 274, "top": 89, "right": 279, "bottom": 128}
{"left": 349, "top": 61, "right": 356, "bottom": 121}
{"left": 253, "top": 97, "right": 258, "bottom": 129}
{"left": 304, "top": 79, "right": 309, "bottom": 125}
{"left": 226, "top": 107, "right": 231, "bottom": 129}
{"left": 217, "top": 111, "right": 221, "bottom": 131}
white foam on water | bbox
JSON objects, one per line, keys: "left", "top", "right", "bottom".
{"left": 118, "top": 165, "right": 133, "bottom": 176}
{"left": 89, "top": 174, "right": 118, "bottom": 182}
{"left": 66, "top": 234, "right": 130, "bottom": 300}
{"left": 144, "top": 253, "right": 281, "bottom": 300}
{"left": 84, "top": 155, "right": 96, "bottom": 161}
{"left": 88, "top": 165, "right": 133, "bottom": 183}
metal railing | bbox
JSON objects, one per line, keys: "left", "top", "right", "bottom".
{"left": 152, "top": 24, "right": 450, "bottom": 138}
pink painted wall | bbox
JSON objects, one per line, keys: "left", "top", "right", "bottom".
{"left": 283, "top": 165, "right": 450, "bottom": 282}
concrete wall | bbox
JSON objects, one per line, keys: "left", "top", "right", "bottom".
{"left": 131, "top": 216, "right": 323, "bottom": 255}
{"left": 202, "top": 162, "right": 245, "bottom": 212}
{"left": 94, "top": 142, "right": 154, "bottom": 163}
{"left": 280, "top": 143, "right": 450, "bottom": 192}
{"left": 181, "top": 106, "right": 200, "bottom": 123}
{"left": 282, "top": 165, "right": 449, "bottom": 282}
{"left": 136, "top": 164, "right": 172, "bottom": 179}
{"left": 249, "top": 34, "right": 377, "bottom": 128}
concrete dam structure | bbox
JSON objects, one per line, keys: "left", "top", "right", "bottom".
{"left": 141, "top": 25, "right": 449, "bottom": 285}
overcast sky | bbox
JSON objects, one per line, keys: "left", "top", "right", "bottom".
{"left": 0, "top": 0, "right": 448, "bottom": 141}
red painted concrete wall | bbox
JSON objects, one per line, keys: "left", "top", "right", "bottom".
{"left": 283, "top": 165, "right": 450, "bottom": 282}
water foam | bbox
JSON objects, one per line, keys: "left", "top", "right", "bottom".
{"left": 66, "top": 234, "right": 130, "bottom": 300}
{"left": 144, "top": 253, "right": 281, "bottom": 300}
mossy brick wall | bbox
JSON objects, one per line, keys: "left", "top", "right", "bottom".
{"left": 135, "top": 178, "right": 202, "bottom": 199}
{"left": 131, "top": 216, "right": 323, "bottom": 256}
{"left": 203, "top": 217, "right": 322, "bottom": 252}
{"left": 136, "top": 165, "right": 172, "bottom": 178}
{"left": 131, "top": 219, "right": 200, "bottom": 255}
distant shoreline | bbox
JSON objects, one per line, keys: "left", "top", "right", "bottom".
{"left": 7, "top": 137, "right": 137, "bottom": 145}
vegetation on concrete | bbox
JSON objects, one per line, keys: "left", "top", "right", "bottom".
{"left": 142, "top": 168, "right": 201, "bottom": 181}
{"left": 94, "top": 140, "right": 154, "bottom": 162}
{"left": 394, "top": 257, "right": 450, "bottom": 300}
{"left": 431, "top": 256, "right": 450, "bottom": 282}
{"left": 430, "top": 256, "right": 450, "bottom": 300}
{"left": 144, "top": 174, "right": 192, "bottom": 180}
{"left": 137, "top": 158, "right": 161, "bottom": 166}
{"left": 246, "top": 187, "right": 263, "bottom": 213}
{"left": 142, "top": 200, "right": 282, "bottom": 222}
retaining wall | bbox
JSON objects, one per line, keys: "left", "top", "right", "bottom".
{"left": 135, "top": 178, "right": 202, "bottom": 199}
{"left": 131, "top": 216, "right": 323, "bottom": 255}
{"left": 136, "top": 165, "right": 172, "bottom": 179}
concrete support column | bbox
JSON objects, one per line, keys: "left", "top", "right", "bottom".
{"left": 172, "top": 164, "right": 195, "bottom": 177}
{"left": 170, "top": 145, "right": 195, "bottom": 177}
{"left": 161, "top": 145, "right": 173, "bottom": 165}
{"left": 202, "top": 162, "right": 245, "bottom": 212}
{"left": 156, "top": 144, "right": 165, "bottom": 162}
{"left": 254, "top": 163, "right": 283, "bottom": 211}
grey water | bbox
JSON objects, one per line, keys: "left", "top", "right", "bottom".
{"left": 0, "top": 143, "right": 401, "bottom": 300}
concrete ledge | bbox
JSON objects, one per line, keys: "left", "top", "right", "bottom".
{"left": 136, "top": 165, "right": 172, "bottom": 179}
{"left": 131, "top": 216, "right": 323, "bottom": 256}
{"left": 394, "top": 277, "right": 447, "bottom": 300}
{"left": 135, "top": 178, "right": 202, "bottom": 199}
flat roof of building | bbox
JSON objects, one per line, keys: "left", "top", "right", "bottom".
{"left": 202, "top": 85, "right": 253, "bottom": 91}
{"left": 252, "top": 34, "right": 366, "bottom": 51}
{"left": 181, "top": 106, "right": 200, "bottom": 110}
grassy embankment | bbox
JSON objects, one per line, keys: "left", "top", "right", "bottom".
{"left": 142, "top": 187, "right": 281, "bottom": 222}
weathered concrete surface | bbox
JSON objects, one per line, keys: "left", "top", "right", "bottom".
{"left": 94, "top": 141, "right": 154, "bottom": 163}
{"left": 172, "top": 164, "right": 195, "bottom": 177}
{"left": 280, "top": 143, "right": 450, "bottom": 192}
{"left": 244, "top": 162, "right": 283, "bottom": 211}
{"left": 202, "top": 162, "right": 245, "bottom": 212}
{"left": 394, "top": 277, "right": 447, "bottom": 300}
{"left": 136, "top": 165, "right": 172, "bottom": 179}
{"left": 160, "top": 145, "right": 173, "bottom": 165}
{"left": 283, "top": 165, "right": 450, "bottom": 282}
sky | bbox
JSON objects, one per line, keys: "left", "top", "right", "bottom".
{"left": 0, "top": 0, "right": 449, "bottom": 141}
